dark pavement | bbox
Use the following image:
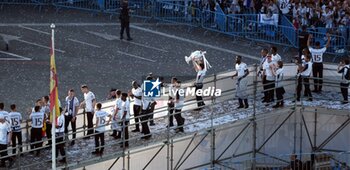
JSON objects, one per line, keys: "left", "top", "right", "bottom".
{"left": 1, "top": 5, "right": 300, "bottom": 114}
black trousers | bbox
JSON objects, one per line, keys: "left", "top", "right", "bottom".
{"left": 120, "top": 121, "right": 129, "bottom": 145}
{"left": 0, "top": 144, "right": 11, "bottom": 165}
{"left": 275, "top": 87, "right": 284, "bottom": 103}
{"left": 312, "top": 63, "right": 323, "bottom": 91}
{"left": 340, "top": 82, "right": 349, "bottom": 101}
{"left": 265, "top": 80, "right": 275, "bottom": 102}
{"left": 174, "top": 109, "right": 185, "bottom": 131}
{"left": 120, "top": 20, "right": 131, "bottom": 39}
{"left": 149, "top": 104, "right": 155, "bottom": 124}
{"left": 65, "top": 115, "right": 76, "bottom": 140}
{"left": 94, "top": 131, "right": 105, "bottom": 153}
{"left": 262, "top": 75, "right": 268, "bottom": 100}
{"left": 195, "top": 85, "right": 205, "bottom": 107}
{"left": 140, "top": 109, "right": 150, "bottom": 136}
{"left": 297, "top": 76, "right": 312, "bottom": 100}
{"left": 11, "top": 131, "right": 22, "bottom": 154}
{"left": 133, "top": 105, "right": 141, "bottom": 130}
{"left": 86, "top": 112, "right": 94, "bottom": 136}
{"left": 55, "top": 133, "right": 65, "bottom": 159}
{"left": 46, "top": 123, "right": 52, "bottom": 145}
{"left": 168, "top": 103, "right": 174, "bottom": 126}
{"left": 30, "top": 128, "right": 43, "bottom": 154}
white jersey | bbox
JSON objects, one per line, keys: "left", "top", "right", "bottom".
{"left": 272, "top": 53, "right": 282, "bottom": 62}
{"left": 132, "top": 87, "right": 142, "bottom": 106}
{"left": 30, "top": 111, "right": 45, "bottom": 128}
{"left": 235, "top": 62, "right": 248, "bottom": 78}
{"left": 0, "top": 122, "right": 11, "bottom": 145}
{"left": 174, "top": 88, "right": 186, "bottom": 110}
{"left": 300, "top": 61, "right": 313, "bottom": 77}
{"left": 65, "top": 96, "right": 80, "bottom": 116}
{"left": 84, "top": 91, "right": 96, "bottom": 112}
{"left": 9, "top": 112, "right": 22, "bottom": 132}
{"left": 275, "top": 68, "right": 284, "bottom": 87}
{"left": 196, "top": 70, "right": 206, "bottom": 83}
{"left": 115, "top": 98, "right": 122, "bottom": 118}
{"left": 119, "top": 100, "right": 130, "bottom": 120}
{"left": 279, "top": 0, "right": 290, "bottom": 14}
{"left": 0, "top": 111, "right": 10, "bottom": 124}
{"left": 56, "top": 113, "right": 65, "bottom": 133}
{"left": 263, "top": 61, "right": 275, "bottom": 81}
{"left": 95, "top": 110, "right": 108, "bottom": 132}
{"left": 309, "top": 47, "right": 326, "bottom": 63}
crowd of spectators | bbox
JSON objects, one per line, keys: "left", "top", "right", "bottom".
{"left": 169, "top": 0, "right": 350, "bottom": 30}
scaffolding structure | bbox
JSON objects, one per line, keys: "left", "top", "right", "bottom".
{"left": 0, "top": 63, "right": 348, "bottom": 169}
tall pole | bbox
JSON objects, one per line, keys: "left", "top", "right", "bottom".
{"left": 252, "top": 64, "right": 258, "bottom": 169}
{"left": 51, "top": 23, "right": 57, "bottom": 170}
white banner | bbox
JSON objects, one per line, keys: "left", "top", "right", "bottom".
{"left": 259, "top": 14, "right": 279, "bottom": 26}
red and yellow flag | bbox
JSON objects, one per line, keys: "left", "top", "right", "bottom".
{"left": 49, "top": 32, "right": 60, "bottom": 125}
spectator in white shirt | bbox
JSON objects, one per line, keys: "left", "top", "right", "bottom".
{"left": 9, "top": 104, "right": 22, "bottom": 155}
{"left": 130, "top": 81, "right": 142, "bottom": 133}
{"left": 92, "top": 103, "right": 110, "bottom": 155}
{"left": 110, "top": 90, "right": 121, "bottom": 138}
{"left": 193, "top": 61, "right": 206, "bottom": 111}
{"left": 232, "top": 55, "right": 250, "bottom": 109}
{"left": 80, "top": 85, "right": 96, "bottom": 139}
{"left": 174, "top": 80, "right": 186, "bottom": 133}
{"left": 0, "top": 114, "right": 13, "bottom": 168}
{"left": 263, "top": 55, "right": 276, "bottom": 104}
{"left": 295, "top": 54, "right": 313, "bottom": 102}
{"left": 119, "top": 93, "right": 130, "bottom": 148}
{"left": 337, "top": 58, "right": 349, "bottom": 104}
{"left": 29, "top": 106, "right": 45, "bottom": 156}
{"left": 64, "top": 89, "right": 79, "bottom": 146}
{"left": 55, "top": 108, "right": 66, "bottom": 163}
{"left": 271, "top": 46, "right": 282, "bottom": 62}
{"left": 272, "top": 61, "right": 285, "bottom": 108}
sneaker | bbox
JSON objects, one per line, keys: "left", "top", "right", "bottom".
{"left": 312, "top": 90, "right": 318, "bottom": 93}
{"left": 272, "top": 104, "right": 280, "bottom": 108}
{"left": 236, "top": 105, "right": 244, "bottom": 109}
{"left": 175, "top": 128, "right": 184, "bottom": 133}
{"left": 58, "top": 159, "right": 66, "bottom": 163}
{"left": 149, "top": 122, "right": 156, "bottom": 126}
{"left": 91, "top": 151, "right": 100, "bottom": 155}
{"left": 341, "top": 101, "right": 349, "bottom": 104}
{"left": 141, "top": 135, "right": 152, "bottom": 140}
{"left": 70, "top": 141, "right": 75, "bottom": 146}
{"left": 120, "top": 143, "right": 129, "bottom": 148}
{"left": 127, "top": 37, "right": 133, "bottom": 41}
{"left": 193, "top": 108, "right": 202, "bottom": 111}
{"left": 307, "top": 98, "right": 313, "bottom": 101}
{"left": 131, "top": 129, "right": 140, "bottom": 132}
{"left": 244, "top": 105, "right": 249, "bottom": 109}
{"left": 292, "top": 99, "right": 300, "bottom": 103}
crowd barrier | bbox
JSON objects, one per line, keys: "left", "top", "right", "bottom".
{"left": 1, "top": 0, "right": 348, "bottom": 56}
{"left": 154, "top": 1, "right": 201, "bottom": 27}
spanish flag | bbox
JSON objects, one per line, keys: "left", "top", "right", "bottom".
{"left": 49, "top": 26, "right": 60, "bottom": 126}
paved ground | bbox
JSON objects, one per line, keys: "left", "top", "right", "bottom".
{"left": 0, "top": 4, "right": 340, "bottom": 114}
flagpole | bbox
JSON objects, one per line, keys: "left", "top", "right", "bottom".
{"left": 51, "top": 23, "right": 57, "bottom": 170}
